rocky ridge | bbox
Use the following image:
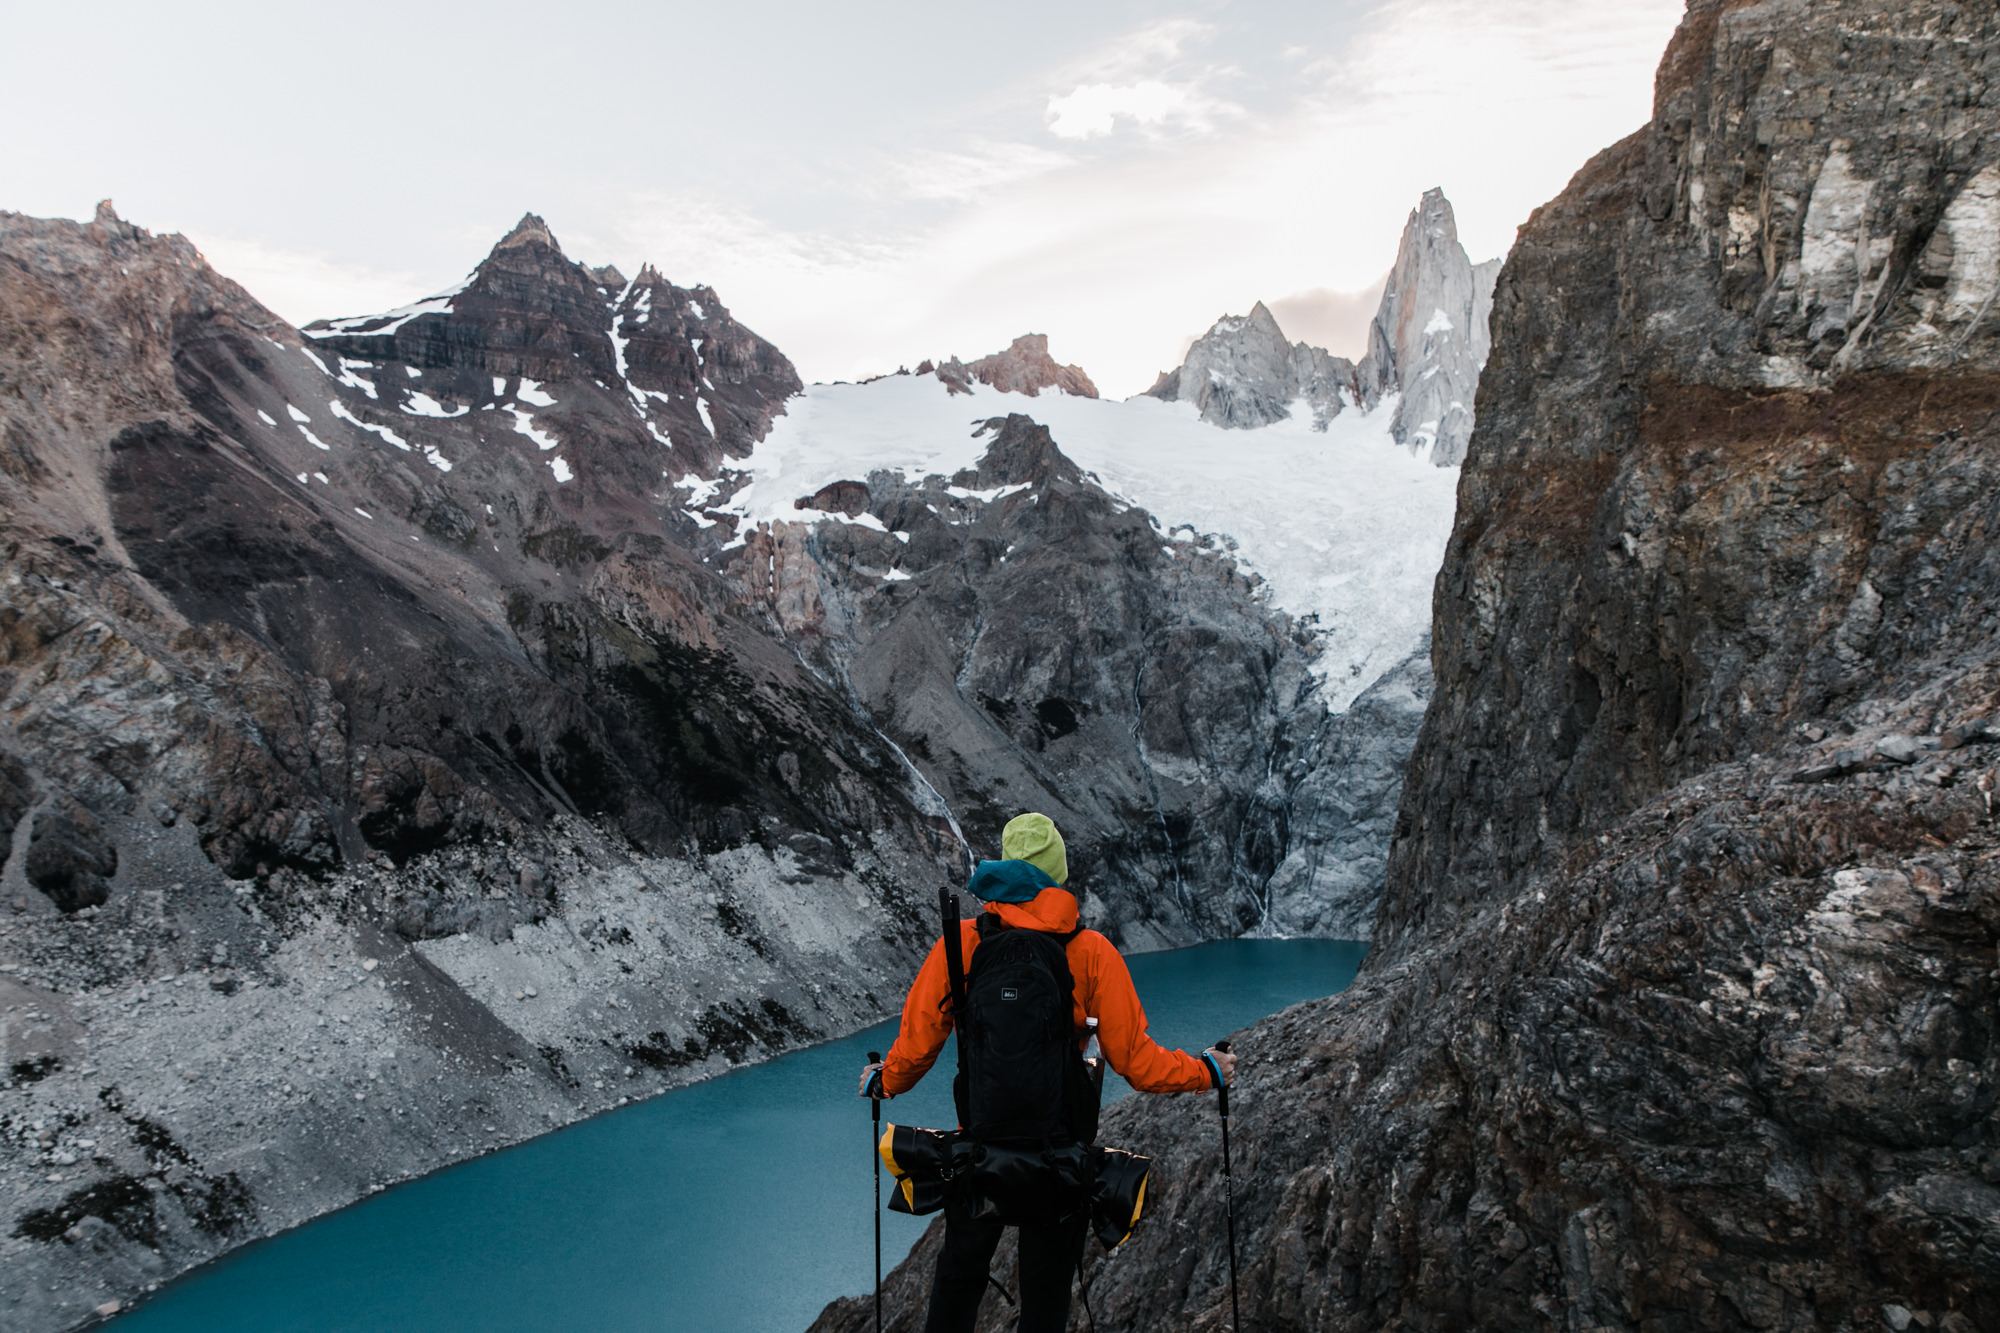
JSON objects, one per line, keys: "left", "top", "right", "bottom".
{"left": 907, "top": 333, "right": 1099, "bottom": 399}
{"left": 1146, "top": 189, "right": 1500, "bottom": 464}
{"left": 813, "top": 2, "right": 2000, "bottom": 1329}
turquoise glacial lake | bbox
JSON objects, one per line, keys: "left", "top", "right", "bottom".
{"left": 115, "top": 937, "right": 1367, "bottom": 1332}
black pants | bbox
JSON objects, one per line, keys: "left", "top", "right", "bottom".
{"left": 923, "top": 1201, "right": 1088, "bottom": 1333}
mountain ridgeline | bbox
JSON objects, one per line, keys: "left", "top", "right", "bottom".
{"left": 1146, "top": 189, "right": 1501, "bottom": 465}
{"left": 814, "top": 1, "right": 2000, "bottom": 1330}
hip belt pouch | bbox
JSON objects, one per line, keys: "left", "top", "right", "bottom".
{"left": 878, "top": 1123, "right": 965, "bottom": 1216}
{"left": 1088, "top": 1147, "right": 1151, "bottom": 1249}
{"left": 877, "top": 1125, "right": 1152, "bottom": 1246}
{"left": 961, "top": 1141, "right": 1091, "bottom": 1228}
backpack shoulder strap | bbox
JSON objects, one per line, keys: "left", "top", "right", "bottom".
{"left": 939, "top": 886, "right": 967, "bottom": 1016}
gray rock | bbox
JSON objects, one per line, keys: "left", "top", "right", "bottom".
{"left": 1146, "top": 301, "right": 1335, "bottom": 430}
{"left": 1877, "top": 733, "right": 1923, "bottom": 764}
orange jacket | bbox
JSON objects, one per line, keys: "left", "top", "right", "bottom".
{"left": 880, "top": 885, "right": 1214, "bottom": 1099}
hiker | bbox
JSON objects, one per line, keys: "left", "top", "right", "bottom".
{"left": 859, "top": 812, "right": 1238, "bottom": 1333}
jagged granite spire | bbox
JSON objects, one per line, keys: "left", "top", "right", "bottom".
{"left": 1144, "top": 188, "right": 1500, "bottom": 464}
{"left": 1366, "top": 189, "right": 1494, "bottom": 466}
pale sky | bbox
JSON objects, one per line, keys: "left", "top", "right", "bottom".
{"left": 3, "top": 0, "right": 1683, "bottom": 397}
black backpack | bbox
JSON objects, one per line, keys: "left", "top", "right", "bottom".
{"left": 944, "top": 889, "right": 1101, "bottom": 1142}
{"left": 878, "top": 890, "right": 1144, "bottom": 1236}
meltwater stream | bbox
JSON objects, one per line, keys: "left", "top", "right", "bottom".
{"left": 115, "top": 938, "right": 1366, "bottom": 1332}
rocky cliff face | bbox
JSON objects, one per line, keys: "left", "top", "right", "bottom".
{"left": 814, "top": 2, "right": 2000, "bottom": 1330}
{"left": 1145, "top": 190, "right": 1499, "bottom": 463}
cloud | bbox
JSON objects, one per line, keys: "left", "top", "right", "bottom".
{"left": 1058, "top": 17, "right": 1216, "bottom": 82}
{"left": 1047, "top": 81, "right": 1222, "bottom": 140}
{"left": 1043, "top": 17, "right": 1243, "bottom": 141}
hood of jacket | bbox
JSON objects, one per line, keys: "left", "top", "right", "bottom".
{"left": 984, "top": 885, "right": 1080, "bottom": 934}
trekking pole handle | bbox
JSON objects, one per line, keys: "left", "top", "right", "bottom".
{"left": 1211, "top": 1040, "right": 1232, "bottom": 1117}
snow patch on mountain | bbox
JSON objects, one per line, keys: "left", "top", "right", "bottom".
{"left": 722, "top": 376, "right": 1457, "bottom": 711}
{"left": 307, "top": 279, "right": 471, "bottom": 339}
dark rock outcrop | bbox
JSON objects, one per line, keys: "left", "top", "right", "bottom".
{"left": 23, "top": 800, "right": 117, "bottom": 914}
{"left": 813, "top": 3, "right": 2000, "bottom": 1330}
{"left": 0, "top": 751, "right": 33, "bottom": 878}
{"left": 305, "top": 214, "right": 801, "bottom": 477}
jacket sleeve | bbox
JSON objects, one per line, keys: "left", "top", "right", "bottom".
{"left": 1077, "top": 932, "right": 1214, "bottom": 1094}
{"left": 879, "top": 923, "right": 972, "bottom": 1097}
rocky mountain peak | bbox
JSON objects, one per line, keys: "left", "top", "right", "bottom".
{"left": 1239, "top": 300, "right": 1284, "bottom": 337}
{"left": 301, "top": 214, "right": 800, "bottom": 476}
{"left": 493, "top": 211, "right": 559, "bottom": 253}
{"left": 93, "top": 198, "right": 119, "bottom": 225}
{"left": 960, "top": 412, "right": 1086, "bottom": 486}
{"left": 1145, "top": 299, "right": 1325, "bottom": 429}
{"left": 1363, "top": 187, "right": 1495, "bottom": 464}
{"left": 928, "top": 333, "right": 1099, "bottom": 399}
{"left": 1144, "top": 188, "right": 1499, "bottom": 463}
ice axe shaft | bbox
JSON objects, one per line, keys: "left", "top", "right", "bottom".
{"left": 869, "top": 1049, "right": 883, "bottom": 1332}
{"left": 1215, "top": 1038, "right": 1241, "bottom": 1332}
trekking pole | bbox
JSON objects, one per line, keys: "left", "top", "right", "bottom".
{"left": 1213, "top": 1039, "right": 1241, "bottom": 1332}
{"left": 868, "top": 1050, "right": 883, "bottom": 1332}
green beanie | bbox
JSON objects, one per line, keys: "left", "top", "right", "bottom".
{"left": 1001, "top": 812, "right": 1068, "bottom": 885}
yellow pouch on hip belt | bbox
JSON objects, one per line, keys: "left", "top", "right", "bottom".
{"left": 878, "top": 1123, "right": 962, "bottom": 1216}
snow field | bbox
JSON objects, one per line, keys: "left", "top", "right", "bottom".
{"left": 722, "top": 376, "right": 1459, "bottom": 712}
